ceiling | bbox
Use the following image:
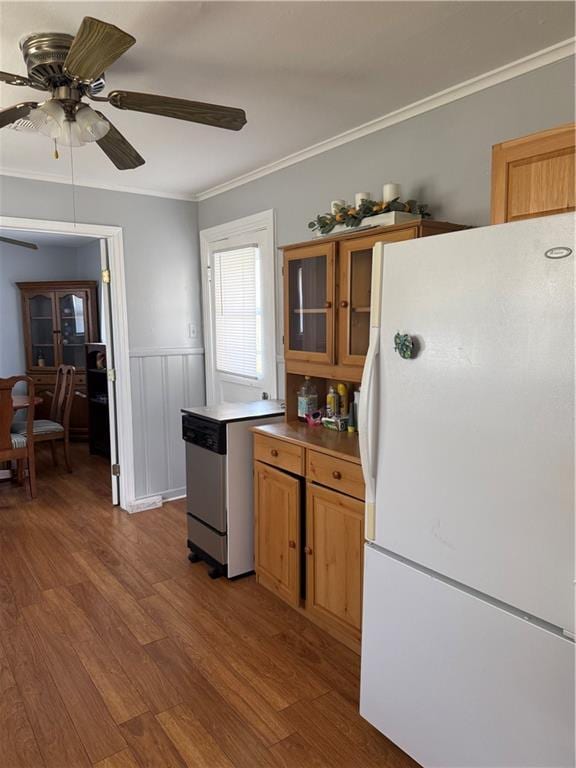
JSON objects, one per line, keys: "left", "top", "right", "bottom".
{"left": 0, "top": 228, "right": 98, "bottom": 248}
{"left": 0, "top": 1, "right": 573, "bottom": 199}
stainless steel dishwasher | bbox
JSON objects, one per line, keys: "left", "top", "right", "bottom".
{"left": 182, "top": 401, "right": 284, "bottom": 579}
{"left": 183, "top": 414, "right": 228, "bottom": 576}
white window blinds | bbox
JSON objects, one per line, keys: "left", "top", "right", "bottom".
{"left": 213, "top": 245, "right": 262, "bottom": 379}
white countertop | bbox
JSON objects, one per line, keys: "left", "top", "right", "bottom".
{"left": 182, "top": 399, "right": 285, "bottom": 424}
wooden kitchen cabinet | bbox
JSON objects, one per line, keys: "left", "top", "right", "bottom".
{"left": 254, "top": 460, "right": 301, "bottom": 607}
{"left": 306, "top": 483, "right": 364, "bottom": 648}
{"left": 253, "top": 424, "right": 365, "bottom": 651}
{"left": 283, "top": 220, "right": 467, "bottom": 381}
{"left": 338, "top": 228, "right": 416, "bottom": 366}
{"left": 284, "top": 241, "right": 336, "bottom": 366}
{"left": 491, "top": 123, "right": 576, "bottom": 224}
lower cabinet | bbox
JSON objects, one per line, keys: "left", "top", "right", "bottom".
{"left": 306, "top": 483, "right": 364, "bottom": 648}
{"left": 254, "top": 461, "right": 301, "bottom": 607}
{"left": 253, "top": 435, "right": 365, "bottom": 652}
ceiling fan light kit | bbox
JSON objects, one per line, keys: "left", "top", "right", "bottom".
{"left": 2, "top": 16, "right": 247, "bottom": 169}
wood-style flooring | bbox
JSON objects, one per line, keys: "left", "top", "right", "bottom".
{"left": 0, "top": 444, "right": 418, "bottom": 768}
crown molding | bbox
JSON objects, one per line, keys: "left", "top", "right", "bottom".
{"left": 195, "top": 37, "right": 575, "bottom": 202}
{"left": 0, "top": 168, "right": 197, "bottom": 202}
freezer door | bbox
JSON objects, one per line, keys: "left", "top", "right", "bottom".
{"left": 373, "top": 214, "right": 574, "bottom": 632}
{"left": 360, "top": 545, "right": 575, "bottom": 768}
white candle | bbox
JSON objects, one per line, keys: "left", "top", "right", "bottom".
{"left": 382, "top": 183, "right": 401, "bottom": 202}
{"left": 331, "top": 199, "right": 345, "bottom": 214}
{"left": 354, "top": 192, "right": 371, "bottom": 208}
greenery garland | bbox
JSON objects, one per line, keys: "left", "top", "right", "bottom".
{"left": 308, "top": 198, "right": 431, "bottom": 236}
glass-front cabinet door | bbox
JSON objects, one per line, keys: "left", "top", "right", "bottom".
{"left": 23, "top": 293, "right": 58, "bottom": 370}
{"left": 284, "top": 242, "right": 335, "bottom": 364}
{"left": 57, "top": 290, "right": 90, "bottom": 368}
{"left": 338, "top": 229, "right": 417, "bottom": 366}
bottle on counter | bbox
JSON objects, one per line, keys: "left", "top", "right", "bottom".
{"left": 297, "top": 376, "right": 318, "bottom": 421}
{"left": 337, "top": 383, "right": 349, "bottom": 417}
{"left": 326, "top": 384, "right": 340, "bottom": 418}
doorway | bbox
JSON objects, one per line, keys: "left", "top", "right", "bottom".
{"left": 200, "top": 210, "right": 277, "bottom": 405}
{"left": 0, "top": 216, "right": 134, "bottom": 509}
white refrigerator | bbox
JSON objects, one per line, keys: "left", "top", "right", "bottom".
{"left": 358, "top": 214, "right": 575, "bottom": 767}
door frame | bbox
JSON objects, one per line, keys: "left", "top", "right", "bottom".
{"left": 200, "top": 209, "right": 277, "bottom": 406}
{"left": 0, "top": 215, "right": 135, "bottom": 510}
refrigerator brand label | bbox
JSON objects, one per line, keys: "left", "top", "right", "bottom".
{"left": 545, "top": 247, "right": 572, "bottom": 259}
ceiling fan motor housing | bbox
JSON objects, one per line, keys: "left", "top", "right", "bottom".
{"left": 19, "top": 32, "right": 105, "bottom": 94}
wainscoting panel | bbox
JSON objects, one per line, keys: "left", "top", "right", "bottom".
{"left": 129, "top": 348, "right": 205, "bottom": 502}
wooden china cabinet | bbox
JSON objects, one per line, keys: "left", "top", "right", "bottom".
{"left": 18, "top": 281, "right": 99, "bottom": 440}
{"left": 254, "top": 218, "right": 468, "bottom": 652}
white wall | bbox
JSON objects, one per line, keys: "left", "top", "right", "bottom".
{"left": 0, "top": 182, "right": 205, "bottom": 503}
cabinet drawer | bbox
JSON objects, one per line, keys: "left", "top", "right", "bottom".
{"left": 254, "top": 434, "right": 304, "bottom": 475}
{"left": 30, "top": 373, "right": 55, "bottom": 385}
{"left": 30, "top": 373, "right": 86, "bottom": 386}
{"left": 307, "top": 450, "right": 365, "bottom": 500}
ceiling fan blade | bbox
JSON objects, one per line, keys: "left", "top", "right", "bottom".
{"left": 0, "top": 236, "right": 38, "bottom": 250}
{"left": 94, "top": 112, "right": 145, "bottom": 170}
{"left": 108, "top": 91, "right": 247, "bottom": 131}
{"left": 0, "top": 102, "right": 37, "bottom": 129}
{"left": 64, "top": 17, "right": 135, "bottom": 83}
{"left": 0, "top": 71, "right": 44, "bottom": 90}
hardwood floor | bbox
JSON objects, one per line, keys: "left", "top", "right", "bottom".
{"left": 0, "top": 444, "right": 418, "bottom": 768}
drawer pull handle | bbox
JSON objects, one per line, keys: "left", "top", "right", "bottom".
{"left": 288, "top": 540, "right": 296, "bottom": 549}
{"left": 325, "top": 301, "right": 332, "bottom": 309}
{"left": 304, "top": 546, "right": 313, "bottom": 555}
{"left": 332, "top": 470, "right": 342, "bottom": 480}
{"left": 270, "top": 449, "right": 279, "bottom": 457}
{"left": 340, "top": 300, "right": 349, "bottom": 308}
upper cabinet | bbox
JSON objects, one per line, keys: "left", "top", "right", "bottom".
{"left": 283, "top": 220, "right": 467, "bottom": 380}
{"left": 491, "top": 123, "right": 576, "bottom": 224}
{"left": 284, "top": 241, "right": 336, "bottom": 365}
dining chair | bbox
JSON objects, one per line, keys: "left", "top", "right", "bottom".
{"left": 12, "top": 365, "right": 76, "bottom": 472}
{"left": 0, "top": 376, "right": 36, "bottom": 498}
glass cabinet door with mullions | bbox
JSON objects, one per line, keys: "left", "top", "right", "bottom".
{"left": 284, "top": 242, "right": 335, "bottom": 365}
{"left": 24, "top": 292, "right": 58, "bottom": 369}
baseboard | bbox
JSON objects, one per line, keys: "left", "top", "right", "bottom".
{"left": 162, "top": 488, "right": 186, "bottom": 502}
{"left": 126, "top": 495, "right": 163, "bottom": 514}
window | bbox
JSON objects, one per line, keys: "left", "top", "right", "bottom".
{"left": 213, "top": 245, "right": 262, "bottom": 379}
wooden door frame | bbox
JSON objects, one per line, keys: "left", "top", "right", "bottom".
{"left": 0, "top": 215, "right": 135, "bottom": 511}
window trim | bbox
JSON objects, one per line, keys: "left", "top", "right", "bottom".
{"left": 200, "top": 209, "right": 277, "bottom": 406}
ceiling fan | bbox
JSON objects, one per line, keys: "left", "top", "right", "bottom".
{"left": 0, "top": 16, "right": 247, "bottom": 169}
{"left": 0, "top": 235, "right": 38, "bottom": 250}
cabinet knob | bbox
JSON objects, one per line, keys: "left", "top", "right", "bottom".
{"left": 325, "top": 301, "right": 332, "bottom": 309}
{"left": 332, "top": 470, "right": 342, "bottom": 480}
{"left": 304, "top": 546, "right": 313, "bottom": 555}
{"left": 270, "top": 449, "right": 279, "bottom": 457}
{"left": 288, "top": 540, "right": 296, "bottom": 549}
{"left": 340, "top": 300, "right": 349, "bottom": 308}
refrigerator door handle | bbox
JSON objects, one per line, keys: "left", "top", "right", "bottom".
{"left": 359, "top": 241, "right": 384, "bottom": 541}
{"left": 359, "top": 326, "right": 379, "bottom": 539}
